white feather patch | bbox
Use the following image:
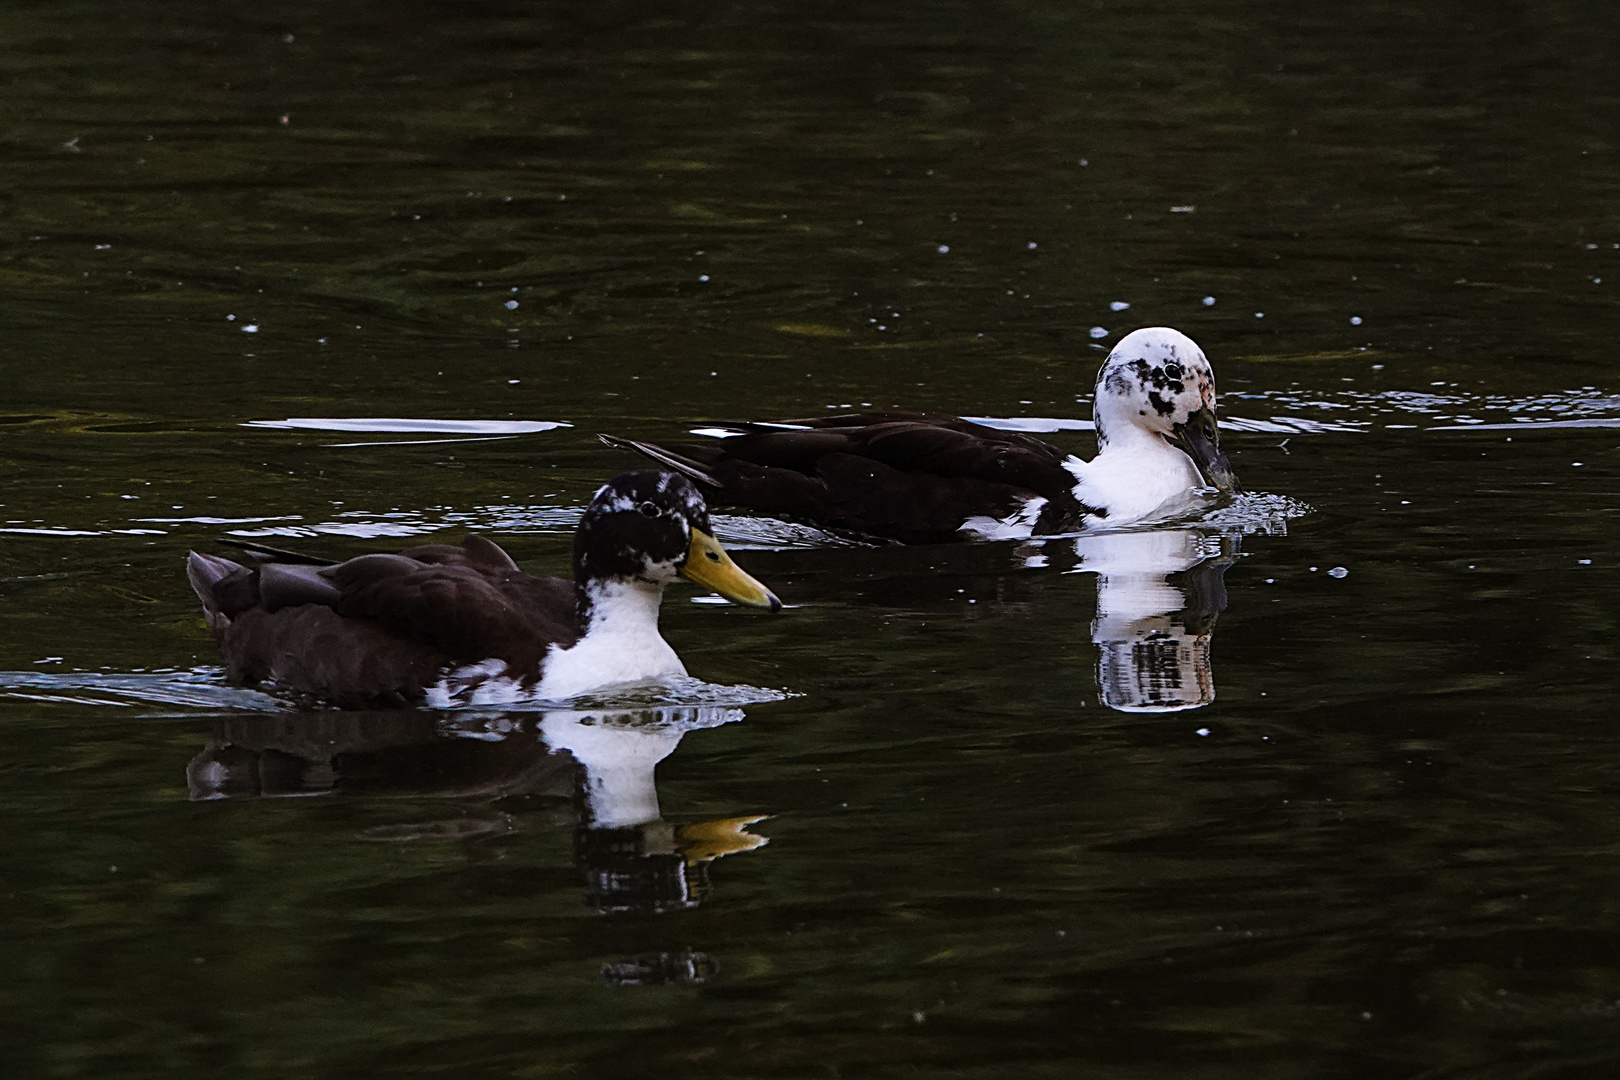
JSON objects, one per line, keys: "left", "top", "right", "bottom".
{"left": 534, "top": 580, "right": 685, "bottom": 700}
{"left": 424, "top": 580, "right": 686, "bottom": 707}
{"left": 959, "top": 496, "right": 1048, "bottom": 540}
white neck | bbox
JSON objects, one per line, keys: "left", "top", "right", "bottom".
{"left": 1103, "top": 421, "right": 1164, "bottom": 453}
{"left": 1092, "top": 391, "right": 1158, "bottom": 450}
{"left": 1067, "top": 427, "right": 1203, "bottom": 526}
{"left": 581, "top": 577, "right": 666, "bottom": 636}
{"left": 535, "top": 578, "right": 686, "bottom": 700}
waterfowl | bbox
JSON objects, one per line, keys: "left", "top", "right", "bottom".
{"left": 603, "top": 327, "right": 1239, "bottom": 545}
{"left": 186, "top": 471, "right": 781, "bottom": 709}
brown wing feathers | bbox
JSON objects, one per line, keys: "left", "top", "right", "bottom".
{"left": 604, "top": 415, "right": 1083, "bottom": 543}
{"left": 327, "top": 551, "right": 576, "bottom": 666}
{"left": 188, "top": 537, "right": 577, "bottom": 707}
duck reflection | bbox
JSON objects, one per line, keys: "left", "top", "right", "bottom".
{"left": 186, "top": 706, "right": 769, "bottom": 919}
{"left": 538, "top": 708, "right": 767, "bottom": 915}
{"left": 1062, "top": 529, "right": 1237, "bottom": 713}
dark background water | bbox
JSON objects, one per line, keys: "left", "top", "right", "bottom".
{"left": 4, "top": 1, "right": 1620, "bottom": 1076}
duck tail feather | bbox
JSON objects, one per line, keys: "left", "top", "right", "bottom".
{"left": 187, "top": 551, "right": 240, "bottom": 599}
{"left": 598, "top": 434, "right": 723, "bottom": 488}
{"left": 187, "top": 551, "right": 245, "bottom": 629}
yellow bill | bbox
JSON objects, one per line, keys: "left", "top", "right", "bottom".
{"left": 677, "top": 814, "right": 771, "bottom": 864}
{"left": 681, "top": 528, "right": 782, "bottom": 611}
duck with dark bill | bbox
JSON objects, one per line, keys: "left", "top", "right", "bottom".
{"left": 186, "top": 471, "right": 781, "bottom": 709}
{"left": 603, "top": 327, "right": 1240, "bottom": 545}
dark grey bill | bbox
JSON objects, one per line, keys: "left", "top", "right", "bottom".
{"left": 1168, "top": 406, "right": 1242, "bottom": 494}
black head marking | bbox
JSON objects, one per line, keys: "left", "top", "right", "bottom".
{"left": 1104, "top": 365, "right": 1138, "bottom": 397}
{"left": 574, "top": 470, "right": 711, "bottom": 584}
{"left": 1106, "top": 357, "right": 1188, "bottom": 418}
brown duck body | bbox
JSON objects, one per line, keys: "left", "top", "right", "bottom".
{"left": 189, "top": 536, "right": 579, "bottom": 709}
{"left": 604, "top": 413, "right": 1091, "bottom": 545}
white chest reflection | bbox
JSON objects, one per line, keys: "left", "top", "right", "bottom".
{"left": 1066, "top": 529, "right": 1234, "bottom": 713}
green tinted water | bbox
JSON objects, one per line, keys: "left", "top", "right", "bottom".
{"left": 4, "top": 1, "right": 1620, "bottom": 1076}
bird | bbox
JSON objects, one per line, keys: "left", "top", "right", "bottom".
{"left": 602, "top": 326, "right": 1240, "bottom": 545}
{"left": 185, "top": 470, "right": 781, "bottom": 709}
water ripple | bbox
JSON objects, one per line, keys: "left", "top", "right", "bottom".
{"left": 244, "top": 418, "right": 572, "bottom": 435}
{"left": 0, "top": 667, "right": 282, "bottom": 713}
{"left": 0, "top": 668, "right": 791, "bottom": 715}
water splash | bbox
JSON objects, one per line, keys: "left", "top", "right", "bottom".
{"left": 544, "top": 676, "right": 794, "bottom": 712}
{"left": 1188, "top": 491, "right": 1314, "bottom": 535}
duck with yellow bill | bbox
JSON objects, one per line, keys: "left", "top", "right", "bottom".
{"left": 186, "top": 471, "right": 781, "bottom": 708}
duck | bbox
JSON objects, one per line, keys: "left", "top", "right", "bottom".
{"left": 185, "top": 470, "right": 781, "bottom": 709}
{"left": 601, "top": 327, "right": 1240, "bottom": 545}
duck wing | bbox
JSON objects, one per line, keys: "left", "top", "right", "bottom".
{"left": 188, "top": 537, "right": 578, "bottom": 707}
{"left": 605, "top": 415, "right": 1088, "bottom": 544}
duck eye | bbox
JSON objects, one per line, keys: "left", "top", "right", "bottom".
{"left": 638, "top": 501, "right": 660, "bottom": 518}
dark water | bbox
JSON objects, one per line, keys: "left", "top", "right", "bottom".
{"left": 4, "top": 1, "right": 1620, "bottom": 1076}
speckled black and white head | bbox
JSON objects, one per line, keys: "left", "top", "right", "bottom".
{"left": 1092, "top": 327, "right": 1239, "bottom": 492}
{"left": 574, "top": 471, "right": 780, "bottom": 609}
{"left": 575, "top": 471, "right": 709, "bottom": 585}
